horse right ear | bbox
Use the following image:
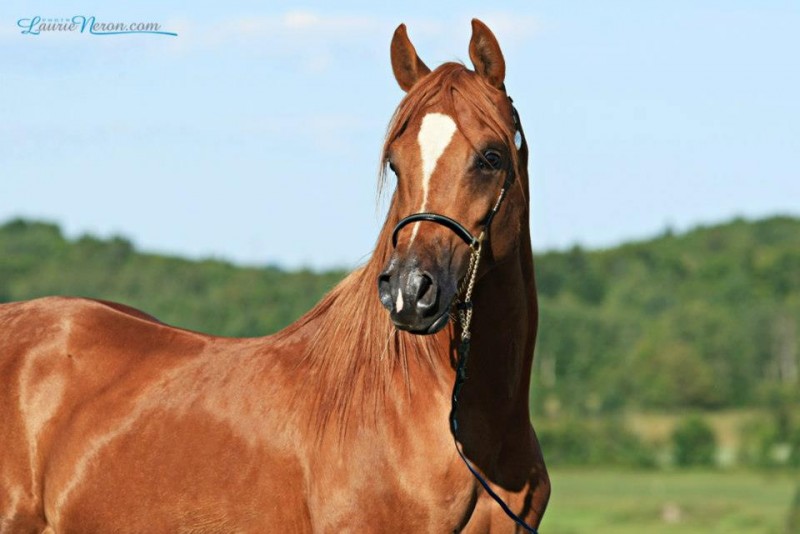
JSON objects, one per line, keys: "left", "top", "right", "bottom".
{"left": 390, "top": 24, "right": 431, "bottom": 92}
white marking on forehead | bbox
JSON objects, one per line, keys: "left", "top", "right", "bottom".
{"left": 409, "top": 112, "right": 457, "bottom": 245}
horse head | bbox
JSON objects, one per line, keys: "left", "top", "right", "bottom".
{"left": 377, "top": 19, "right": 529, "bottom": 334}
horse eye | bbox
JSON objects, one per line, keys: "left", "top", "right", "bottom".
{"left": 388, "top": 162, "right": 399, "bottom": 176}
{"left": 478, "top": 150, "right": 503, "bottom": 171}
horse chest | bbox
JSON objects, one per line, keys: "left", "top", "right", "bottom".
{"left": 306, "top": 424, "right": 479, "bottom": 532}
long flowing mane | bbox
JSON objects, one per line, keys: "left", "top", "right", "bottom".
{"left": 273, "top": 204, "right": 445, "bottom": 440}
{"left": 274, "top": 62, "right": 522, "bottom": 440}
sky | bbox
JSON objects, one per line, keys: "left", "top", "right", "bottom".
{"left": 1, "top": 1, "right": 798, "bottom": 269}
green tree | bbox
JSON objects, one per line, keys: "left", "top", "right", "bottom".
{"left": 672, "top": 415, "right": 717, "bottom": 467}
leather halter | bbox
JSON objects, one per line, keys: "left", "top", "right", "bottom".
{"left": 389, "top": 97, "right": 539, "bottom": 533}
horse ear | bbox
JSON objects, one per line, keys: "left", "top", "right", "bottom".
{"left": 468, "top": 19, "right": 505, "bottom": 89}
{"left": 390, "top": 24, "right": 431, "bottom": 92}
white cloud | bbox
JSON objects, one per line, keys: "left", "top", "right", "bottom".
{"left": 212, "top": 10, "right": 385, "bottom": 43}
{"left": 280, "top": 10, "right": 378, "bottom": 34}
{"left": 385, "top": 13, "right": 540, "bottom": 45}
{"left": 477, "top": 12, "right": 540, "bottom": 43}
{"left": 181, "top": 9, "right": 539, "bottom": 55}
{"left": 166, "top": 10, "right": 390, "bottom": 70}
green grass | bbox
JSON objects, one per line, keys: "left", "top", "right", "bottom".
{"left": 541, "top": 469, "right": 798, "bottom": 534}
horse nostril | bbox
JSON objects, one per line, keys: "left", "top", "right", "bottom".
{"left": 377, "top": 273, "right": 394, "bottom": 310}
{"left": 415, "top": 273, "right": 438, "bottom": 315}
{"left": 415, "top": 273, "right": 432, "bottom": 300}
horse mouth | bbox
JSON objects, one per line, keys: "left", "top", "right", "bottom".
{"left": 393, "top": 307, "right": 451, "bottom": 336}
{"left": 424, "top": 311, "right": 451, "bottom": 334}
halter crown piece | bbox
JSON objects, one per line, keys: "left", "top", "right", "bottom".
{"left": 390, "top": 96, "right": 538, "bottom": 534}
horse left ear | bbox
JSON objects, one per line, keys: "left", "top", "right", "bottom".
{"left": 468, "top": 19, "right": 505, "bottom": 89}
{"left": 391, "top": 24, "right": 431, "bottom": 92}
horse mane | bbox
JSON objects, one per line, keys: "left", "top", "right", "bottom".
{"left": 275, "top": 62, "right": 521, "bottom": 441}
{"left": 273, "top": 209, "right": 447, "bottom": 442}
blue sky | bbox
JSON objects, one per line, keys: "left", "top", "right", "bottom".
{"left": 2, "top": 1, "right": 798, "bottom": 268}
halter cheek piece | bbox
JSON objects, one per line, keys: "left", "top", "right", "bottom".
{"left": 389, "top": 97, "right": 538, "bottom": 534}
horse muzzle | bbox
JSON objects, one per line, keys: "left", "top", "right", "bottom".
{"left": 377, "top": 257, "right": 457, "bottom": 335}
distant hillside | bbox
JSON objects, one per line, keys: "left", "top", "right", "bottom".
{"left": 532, "top": 215, "right": 800, "bottom": 412}
{"left": 0, "top": 218, "right": 347, "bottom": 337}
{"left": 1, "top": 215, "right": 798, "bottom": 411}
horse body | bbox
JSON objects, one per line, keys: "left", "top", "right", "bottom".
{"left": 1, "top": 19, "right": 549, "bottom": 533}
{"left": 0, "top": 295, "right": 477, "bottom": 532}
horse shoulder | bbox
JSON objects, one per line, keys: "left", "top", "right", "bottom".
{"left": 0, "top": 296, "right": 214, "bottom": 526}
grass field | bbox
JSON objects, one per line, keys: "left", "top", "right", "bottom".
{"left": 541, "top": 469, "right": 798, "bottom": 534}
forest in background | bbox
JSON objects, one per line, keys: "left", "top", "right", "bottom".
{"left": 2, "top": 215, "right": 799, "bottom": 469}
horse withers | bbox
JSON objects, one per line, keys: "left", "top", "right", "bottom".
{"left": 0, "top": 19, "right": 549, "bottom": 533}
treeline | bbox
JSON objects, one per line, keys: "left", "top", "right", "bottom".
{"left": 531, "top": 215, "right": 800, "bottom": 414}
{"left": 1, "top": 216, "right": 799, "bottom": 415}
{"left": 0, "top": 219, "right": 346, "bottom": 337}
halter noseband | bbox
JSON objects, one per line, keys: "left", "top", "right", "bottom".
{"left": 392, "top": 213, "right": 478, "bottom": 248}
{"left": 389, "top": 96, "right": 538, "bottom": 534}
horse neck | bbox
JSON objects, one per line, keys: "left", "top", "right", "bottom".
{"left": 278, "top": 198, "right": 536, "bottom": 443}
{"left": 459, "top": 222, "right": 537, "bottom": 431}
{"left": 463, "top": 144, "right": 538, "bottom": 425}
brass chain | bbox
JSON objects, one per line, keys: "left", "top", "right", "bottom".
{"left": 457, "top": 231, "right": 484, "bottom": 342}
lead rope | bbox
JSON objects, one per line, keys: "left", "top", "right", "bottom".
{"left": 449, "top": 236, "right": 539, "bottom": 534}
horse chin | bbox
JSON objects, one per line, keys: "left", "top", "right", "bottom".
{"left": 393, "top": 309, "right": 451, "bottom": 336}
{"left": 424, "top": 311, "right": 452, "bottom": 334}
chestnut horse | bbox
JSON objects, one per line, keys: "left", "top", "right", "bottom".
{"left": 0, "top": 19, "right": 549, "bottom": 533}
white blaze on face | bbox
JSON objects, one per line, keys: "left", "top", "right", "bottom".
{"left": 409, "top": 112, "right": 457, "bottom": 245}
